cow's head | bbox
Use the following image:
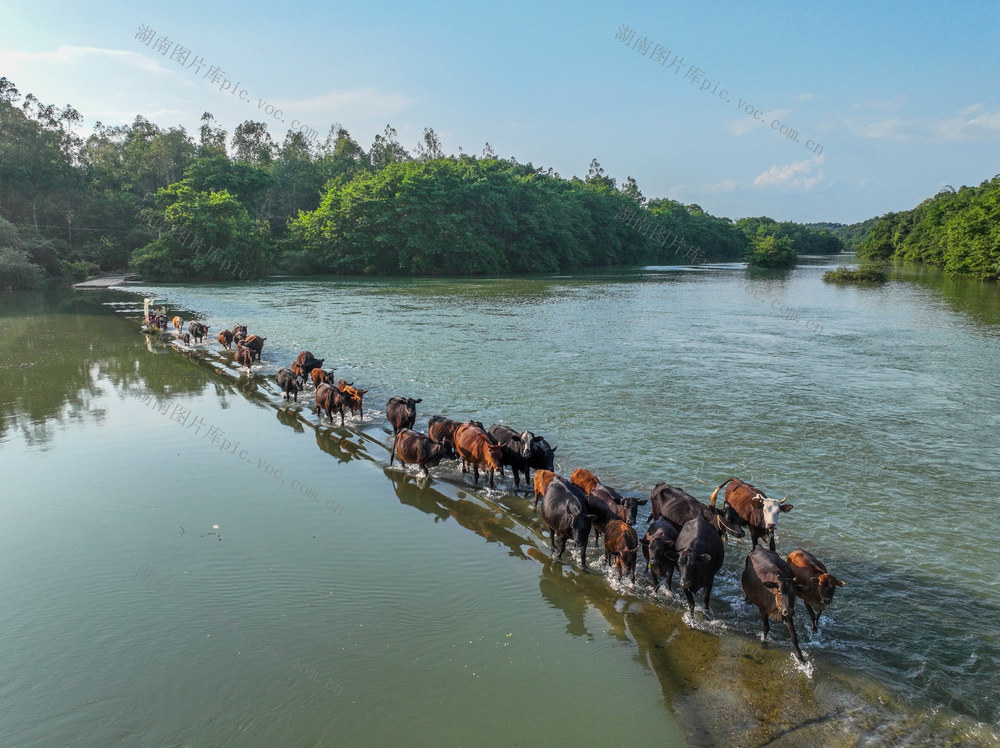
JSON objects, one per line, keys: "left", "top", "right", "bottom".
{"left": 755, "top": 494, "right": 793, "bottom": 532}
{"left": 762, "top": 575, "right": 805, "bottom": 619}
{"left": 293, "top": 374, "right": 305, "bottom": 391}
{"left": 619, "top": 496, "right": 648, "bottom": 525}
{"left": 519, "top": 431, "right": 535, "bottom": 459}
{"left": 677, "top": 549, "right": 712, "bottom": 590}
{"left": 486, "top": 442, "right": 504, "bottom": 470}
{"left": 816, "top": 573, "right": 845, "bottom": 605}
{"left": 710, "top": 503, "right": 746, "bottom": 539}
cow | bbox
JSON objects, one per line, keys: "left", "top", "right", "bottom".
{"left": 454, "top": 421, "right": 504, "bottom": 489}
{"left": 293, "top": 351, "right": 325, "bottom": 379}
{"left": 336, "top": 379, "right": 367, "bottom": 421}
{"left": 533, "top": 469, "right": 559, "bottom": 508}
{"left": 538, "top": 476, "right": 593, "bottom": 569}
{"left": 187, "top": 321, "right": 209, "bottom": 343}
{"left": 172, "top": 315, "right": 182, "bottom": 331}
{"left": 676, "top": 515, "right": 726, "bottom": 618}
{"left": 275, "top": 368, "right": 305, "bottom": 401}
{"left": 570, "top": 468, "right": 648, "bottom": 526}
{"left": 487, "top": 424, "right": 532, "bottom": 488}
{"left": 181, "top": 333, "right": 190, "bottom": 346}
{"left": 390, "top": 428, "right": 456, "bottom": 477}
{"left": 742, "top": 546, "right": 807, "bottom": 661}
{"left": 604, "top": 519, "right": 638, "bottom": 583}
{"left": 641, "top": 517, "right": 679, "bottom": 591}
{"left": 650, "top": 482, "right": 745, "bottom": 541}
{"left": 711, "top": 477, "right": 793, "bottom": 551}
{"left": 428, "top": 415, "right": 462, "bottom": 447}
{"left": 232, "top": 324, "right": 247, "bottom": 345}
{"left": 311, "top": 368, "right": 334, "bottom": 388}
{"left": 155, "top": 314, "right": 168, "bottom": 330}
{"left": 242, "top": 334, "right": 266, "bottom": 361}
{"left": 570, "top": 469, "right": 628, "bottom": 544}
{"left": 234, "top": 344, "right": 254, "bottom": 371}
{"left": 786, "top": 548, "right": 846, "bottom": 632}
{"left": 217, "top": 329, "right": 234, "bottom": 349}
{"left": 315, "top": 382, "right": 350, "bottom": 425}
{"left": 387, "top": 396, "right": 423, "bottom": 436}
{"left": 522, "top": 432, "right": 557, "bottom": 476}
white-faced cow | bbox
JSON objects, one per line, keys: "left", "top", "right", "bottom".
{"left": 711, "top": 477, "right": 792, "bottom": 551}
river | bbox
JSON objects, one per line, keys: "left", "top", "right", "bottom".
{"left": 1, "top": 257, "right": 998, "bottom": 746}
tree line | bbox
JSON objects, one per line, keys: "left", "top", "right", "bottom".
{"left": 857, "top": 177, "right": 1000, "bottom": 281}
{"left": 0, "top": 77, "right": 843, "bottom": 288}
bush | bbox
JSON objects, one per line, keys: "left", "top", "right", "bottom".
{"left": 0, "top": 247, "right": 46, "bottom": 290}
{"left": 823, "top": 262, "right": 889, "bottom": 284}
{"left": 747, "top": 234, "right": 797, "bottom": 268}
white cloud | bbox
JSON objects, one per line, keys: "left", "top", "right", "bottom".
{"left": 274, "top": 87, "right": 413, "bottom": 119}
{"left": 707, "top": 179, "right": 736, "bottom": 193}
{"left": 753, "top": 156, "right": 825, "bottom": 190}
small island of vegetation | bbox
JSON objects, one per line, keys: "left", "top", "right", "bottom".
{"left": 823, "top": 262, "right": 889, "bottom": 284}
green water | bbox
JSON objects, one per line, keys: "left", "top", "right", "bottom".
{"left": 2, "top": 258, "right": 999, "bottom": 746}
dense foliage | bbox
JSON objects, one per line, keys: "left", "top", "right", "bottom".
{"left": 858, "top": 178, "right": 1000, "bottom": 280}
{"left": 823, "top": 262, "right": 889, "bottom": 284}
{"left": 0, "top": 77, "right": 842, "bottom": 284}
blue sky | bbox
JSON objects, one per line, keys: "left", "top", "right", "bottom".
{"left": 2, "top": 0, "right": 998, "bottom": 224}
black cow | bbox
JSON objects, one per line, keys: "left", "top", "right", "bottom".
{"left": 522, "top": 431, "right": 557, "bottom": 475}
{"left": 676, "top": 515, "right": 725, "bottom": 617}
{"left": 315, "top": 382, "right": 349, "bottom": 425}
{"left": 641, "top": 517, "right": 680, "bottom": 591}
{"left": 649, "top": 482, "right": 745, "bottom": 540}
{"left": 538, "top": 477, "right": 593, "bottom": 570}
{"left": 742, "top": 546, "right": 807, "bottom": 661}
{"left": 275, "top": 368, "right": 305, "bottom": 401}
{"left": 488, "top": 424, "right": 532, "bottom": 488}
{"left": 387, "top": 396, "right": 422, "bottom": 436}
{"left": 187, "top": 321, "right": 209, "bottom": 343}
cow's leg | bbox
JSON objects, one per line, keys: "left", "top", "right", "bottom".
{"left": 805, "top": 603, "right": 820, "bottom": 632}
{"left": 472, "top": 464, "right": 480, "bottom": 485}
{"left": 650, "top": 567, "right": 660, "bottom": 590}
{"left": 488, "top": 469, "right": 494, "bottom": 490}
{"left": 703, "top": 581, "right": 714, "bottom": 618}
{"left": 683, "top": 590, "right": 695, "bottom": 616}
{"left": 759, "top": 610, "right": 771, "bottom": 642}
{"left": 556, "top": 534, "right": 567, "bottom": 560}
{"left": 768, "top": 532, "right": 776, "bottom": 552}
{"left": 579, "top": 536, "right": 588, "bottom": 570}
{"left": 785, "top": 617, "right": 804, "bottom": 661}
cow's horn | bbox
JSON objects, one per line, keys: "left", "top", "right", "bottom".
{"left": 779, "top": 497, "right": 787, "bottom": 504}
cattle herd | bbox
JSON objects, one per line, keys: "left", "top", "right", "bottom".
{"left": 157, "top": 315, "right": 847, "bottom": 663}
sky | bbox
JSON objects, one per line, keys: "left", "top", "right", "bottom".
{"left": 2, "top": 0, "right": 998, "bottom": 225}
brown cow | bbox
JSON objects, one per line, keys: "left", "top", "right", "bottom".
{"left": 386, "top": 396, "right": 422, "bottom": 436}
{"left": 604, "top": 519, "right": 638, "bottom": 582}
{"left": 742, "top": 546, "right": 807, "bottom": 661}
{"left": 311, "top": 368, "right": 334, "bottom": 387}
{"left": 217, "top": 329, "right": 234, "bottom": 349}
{"left": 232, "top": 324, "right": 247, "bottom": 345}
{"left": 315, "top": 383, "right": 349, "bottom": 425}
{"left": 336, "top": 379, "right": 367, "bottom": 421}
{"left": 242, "top": 334, "right": 266, "bottom": 361}
{"left": 711, "top": 477, "right": 792, "bottom": 551}
{"left": 570, "top": 468, "right": 648, "bottom": 526}
{"left": 234, "top": 344, "right": 254, "bottom": 371}
{"left": 533, "top": 469, "right": 559, "bottom": 508}
{"left": 786, "top": 548, "right": 846, "bottom": 632}
{"left": 172, "top": 315, "right": 182, "bottom": 331}
{"left": 454, "top": 421, "right": 504, "bottom": 489}
{"left": 391, "top": 429, "right": 456, "bottom": 477}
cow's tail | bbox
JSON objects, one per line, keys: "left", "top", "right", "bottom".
{"left": 710, "top": 478, "right": 736, "bottom": 508}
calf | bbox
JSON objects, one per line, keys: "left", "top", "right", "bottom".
{"left": 187, "top": 321, "right": 209, "bottom": 343}
{"left": 242, "top": 334, "right": 266, "bottom": 361}
{"left": 711, "top": 477, "right": 792, "bottom": 551}
{"left": 533, "top": 469, "right": 559, "bottom": 508}
{"left": 538, "top": 477, "right": 593, "bottom": 569}
{"left": 217, "top": 329, "right": 234, "bottom": 349}
{"left": 642, "top": 517, "right": 679, "bottom": 591}
{"left": 315, "top": 382, "right": 349, "bottom": 425}
{"left": 604, "top": 519, "right": 638, "bottom": 583}
{"left": 275, "top": 368, "right": 305, "bottom": 401}
{"left": 234, "top": 344, "right": 254, "bottom": 371}
{"left": 786, "top": 548, "right": 845, "bottom": 632}
{"left": 387, "top": 396, "right": 422, "bottom": 436}
{"left": 454, "top": 421, "right": 504, "bottom": 489}
{"left": 391, "top": 428, "right": 456, "bottom": 477}
{"left": 570, "top": 468, "right": 647, "bottom": 526}
{"left": 676, "top": 516, "right": 726, "bottom": 618}
{"left": 181, "top": 333, "right": 190, "bottom": 346}
{"left": 428, "top": 415, "right": 461, "bottom": 447}
{"left": 742, "top": 546, "right": 806, "bottom": 660}
{"left": 650, "top": 482, "right": 745, "bottom": 540}
{"left": 336, "top": 379, "right": 367, "bottom": 421}
{"left": 311, "top": 368, "right": 334, "bottom": 387}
